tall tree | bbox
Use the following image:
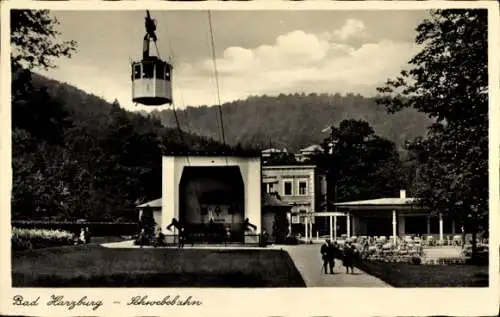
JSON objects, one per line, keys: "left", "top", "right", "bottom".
{"left": 11, "top": 10, "right": 78, "bottom": 219}
{"left": 11, "top": 10, "right": 77, "bottom": 144}
{"left": 11, "top": 10, "right": 77, "bottom": 71}
{"left": 376, "top": 9, "right": 488, "bottom": 258}
{"left": 317, "top": 119, "right": 404, "bottom": 202}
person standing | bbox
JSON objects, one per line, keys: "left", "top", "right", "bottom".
{"left": 84, "top": 227, "right": 91, "bottom": 244}
{"left": 343, "top": 242, "right": 356, "bottom": 274}
{"left": 321, "top": 240, "right": 335, "bottom": 274}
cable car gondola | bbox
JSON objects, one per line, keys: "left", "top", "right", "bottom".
{"left": 131, "top": 10, "right": 173, "bottom": 106}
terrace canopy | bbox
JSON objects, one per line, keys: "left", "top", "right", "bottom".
{"left": 332, "top": 190, "right": 453, "bottom": 243}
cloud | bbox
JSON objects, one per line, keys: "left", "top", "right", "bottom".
{"left": 40, "top": 18, "right": 419, "bottom": 112}
{"left": 331, "top": 18, "right": 367, "bottom": 41}
{"left": 173, "top": 19, "right": 419, "bottom": 108}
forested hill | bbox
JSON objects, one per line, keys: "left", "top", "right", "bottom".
{"left": 152, "top": 93, "right": 434, "bottom": 152}
{"left": 29, "top": 73, "right": 211, "bottom": 146}
{"left": 12, "top": 72, "right": 233, "bottom": 222}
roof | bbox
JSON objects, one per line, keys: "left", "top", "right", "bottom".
{"left": 335, "top": 198, "right": 421, "bottom": 210}
{"left": 137, "top": 198, "right": 162, "bottom": 208}
{"left": 162, "top": 150, "right": 261, "bottom": 158}
{"left": 262, "top": 148, "right": 286, "bottom": 153}
{"left": 262, "top": 165, "right": 316, "bottom": 170}
{"left": 299, "top": 144, "right": 323, "bottom": 153}
{"left": 335, "top": 197, "right": 418, "bottom": 207}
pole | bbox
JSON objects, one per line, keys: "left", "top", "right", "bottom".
{"left": 334, "top": 215, "right": 337, "bottom": 240}
{"left": 346, "top": 213, "right": 351, "bottom": 238}
{"left": 392, "top": 210, "right": 397, "bottom": 245}
{"left": 305, "top": 215, "right": 308, "bottom": 242}
{"left": 329, "top": 215, "right": 333, "bottom": 241}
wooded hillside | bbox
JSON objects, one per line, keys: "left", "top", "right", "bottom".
{"left": 153, "top": 93, "right": 434, "bottom": 152}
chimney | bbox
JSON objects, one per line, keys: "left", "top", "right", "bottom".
{"left": 400, "top": 190, "right": 406, "bottom": 199}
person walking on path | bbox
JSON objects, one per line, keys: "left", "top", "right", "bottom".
{"left": 320, "top": 240, "right": 336, "bottom": 274}
{"left": 343, "top": 242, "right": 356, "bottom": 274}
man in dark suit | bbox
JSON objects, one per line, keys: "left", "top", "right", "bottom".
{"left": 320, "top": 240, "right": 336, "bottom": 274}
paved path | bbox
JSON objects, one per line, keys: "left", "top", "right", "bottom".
{"left": 278, "top": 244, "right": 391, "bottom": 287}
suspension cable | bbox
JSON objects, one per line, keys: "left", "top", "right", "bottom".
{"left": 204, "top": 14, "right": 223, "bottom": 149}
{"left": 208, "top": 10, "right": 228, "bottom": 164}
{"left": 149, "top": 25, "right": 191, "bottom": 166}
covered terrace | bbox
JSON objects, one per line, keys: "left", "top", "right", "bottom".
{"left": 322, "top": 190, "right": 459, "bottom": 244}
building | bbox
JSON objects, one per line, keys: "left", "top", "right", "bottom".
{"left": 261, "top": 165, "right": 327, "bottom": 236}
{"left": 261, "top": 147, "right": 288, "bottom": 164}
{"left": 137, "top": 154, "right": 458, "bottom": 244}
{"left": 159, "top": 153, "right": 262, "bottom": 243}
{"left": 294, "top": 144, "right": 323, "bottom": 162}
{"left": 323, "top": 190, "right": 461, "bottom": 243}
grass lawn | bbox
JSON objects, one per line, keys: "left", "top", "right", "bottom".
{"left": 12, "top": 245, "right": 305, "bottom": 287}
{"left": 356, "top": 261, "right": 488, "bottom": 287}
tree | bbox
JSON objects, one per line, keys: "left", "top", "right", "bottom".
{"left": 11, "top": 9, "right": 77, "bottom": 141}
{"left": 11, "top": 10, "right": 77, "bottom": 71}
{"left": 317, "top": 119, "right": 405, "bottom": 202}
{"left": 376, "top": 9, "right": 488, "bottom": 259}
{"left": 265, "top": 152, "right": 298, "bottom": 166}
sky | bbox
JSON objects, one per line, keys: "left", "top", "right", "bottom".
{"left": 38, "top": 10, "right": 430, "bottom": 112}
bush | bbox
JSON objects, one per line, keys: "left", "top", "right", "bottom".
{"left": 12, "top": 227, "right": 74, "bottom": 250}
{"left": 284, "top": 236, "right": 299, "bottom": 245}
{"left": 411, "top": 256, "right": 422, "bottom": 265}
{"left": 11, "top": 221, "right": 139, "bottom": 237}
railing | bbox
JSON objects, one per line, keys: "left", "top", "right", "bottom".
{"left": 151, "top": 233, "right": 264, "bottom": 247}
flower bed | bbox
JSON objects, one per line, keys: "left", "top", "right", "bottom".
{"left": 334, "top": 235, "right": 488, "bottom": 266}
{"left": 12, "top": 227, "right": 74, "bottom": 251}
{"left": 335, "top": 236, "right": 425, "bottom": 265}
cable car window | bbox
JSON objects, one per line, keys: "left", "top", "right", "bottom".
{"left": 165, "top": 65, "right": 171, "bottom": 81}
{"left": 156, "top": 61, "right": 165, "bottom": 79}
{"left": 142, "top": 62, "right": 154, "bottom": 79}
{"left": 133, "top": 64, "right": 141, "bottom": 80}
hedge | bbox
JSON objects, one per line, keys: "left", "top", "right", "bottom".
{"left": 12, "top": 227, "right": 74, "bottom": 251}
{"left": 11, "top": 221, "right": 139, "bottom": 236}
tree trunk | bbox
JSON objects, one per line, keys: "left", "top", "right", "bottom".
{"left": 471, "top": 216, "right": 478, "bottom": 261}
{"left": 461, "top": 222, "right": 466, "bottom": 247}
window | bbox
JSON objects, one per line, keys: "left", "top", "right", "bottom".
{"left": 142, "top": 62, "right": 154, "bottom": 78}
{"left": 298, "top": 181, "right": 307, "bottom": 195}
{"left": 284, "top": 181, "right": 293, "bottom": 196}
{"left": 156, "top": 61, "right": 165, "bottom": 79}
{"left": 266, "top": 183, "right": 275, "bottom": 193}
{"left": 165, "top": 64, "right": 172, "bottom": 81}
{"left": 133, "top": 64, "right": 141, "bottom": 80}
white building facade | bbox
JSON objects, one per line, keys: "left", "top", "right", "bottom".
{"left": 161, "top": 155, "right": 262, "bottom": 242}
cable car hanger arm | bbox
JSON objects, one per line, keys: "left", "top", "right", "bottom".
{"left": 143, "top": 10, "right": 158, "bottom": 60}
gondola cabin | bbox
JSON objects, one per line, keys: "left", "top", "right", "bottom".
{"left": 131, "top": 56, "right": 173, "bottom": 106}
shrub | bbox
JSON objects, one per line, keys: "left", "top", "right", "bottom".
{"left": 411, "top": 256, "right": 422, "bottom": 265}
{"left": 284, "top": 236, "right": 299, "bottom": 245}
{"left": 11, "top": 221, "right": 139, "bottom": 237}
{"left": 12, "top": 227, "right": 74, "bottom": 250}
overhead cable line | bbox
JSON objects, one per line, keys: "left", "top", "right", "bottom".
{"left": 208, "top": 10, "right": 228, "bottom": 164}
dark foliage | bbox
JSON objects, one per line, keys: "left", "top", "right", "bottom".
{"left": 313, "top": 119, "right": 406, "bottom": 202}
{"left": 153, "top": 93, "right": 433, "bottom": 153}
{"left": 376, "top": 9, "right": 488, "bottom": 258}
